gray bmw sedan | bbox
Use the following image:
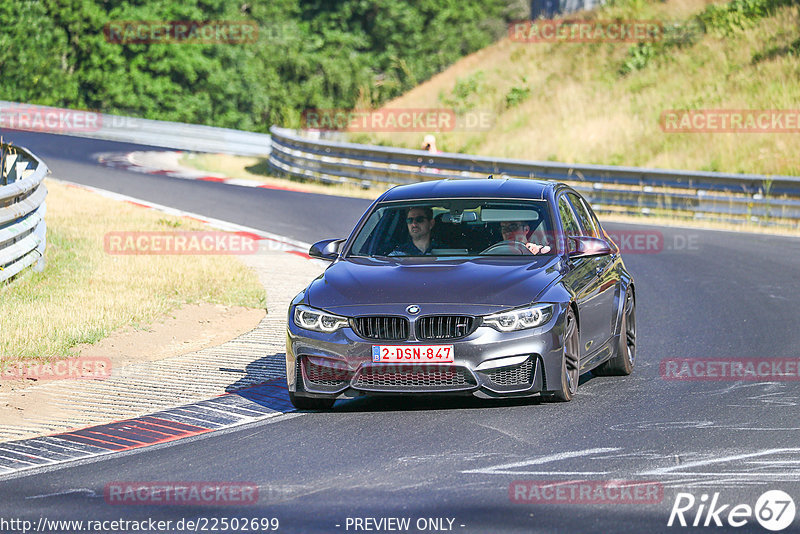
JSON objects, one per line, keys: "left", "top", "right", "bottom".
{"left": 286, "top": 178, "right": 636, "bottom": 409}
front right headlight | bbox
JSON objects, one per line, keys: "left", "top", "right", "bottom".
{"left": 293, "top": 305, "right": 349, "bottom": 333}
{"left": 483, "top": 303, "right": 554, "bottom": 332}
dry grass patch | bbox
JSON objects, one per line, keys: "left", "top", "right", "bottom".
{"left": 361, "top": 0, "right": 800, "bottom": 177}
{"left": 0, "top": 180, "right": 266, "bottom": 361}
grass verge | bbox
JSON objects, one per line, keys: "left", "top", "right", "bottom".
{"left": 180, "top": 153, "right": 384, "bottom": 199}
{"left": 361, "top": 0, "right": 800, "bottom": 177}
{"left": 0, "top": 180, "right": 266, "bottom": 362}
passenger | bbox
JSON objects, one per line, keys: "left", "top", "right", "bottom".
{"left": 390, "top": 207, "right": 438, "bottom": 256}
{"left": 500, "top": 221, "right": 551, "bottom": 255}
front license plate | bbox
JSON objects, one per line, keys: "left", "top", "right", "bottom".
{"left": 372, "top": 345, "right": 454, "bottom": 363}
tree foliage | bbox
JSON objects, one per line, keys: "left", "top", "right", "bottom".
{"left": 0, "top": 0, "right": 525, "bottom": 132}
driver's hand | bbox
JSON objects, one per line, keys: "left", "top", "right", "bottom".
{"left": 525, "top": 243, "right": 551, "bottom": 255}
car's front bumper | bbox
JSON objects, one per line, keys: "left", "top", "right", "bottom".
{"left": 286, "top": 304, "right": 569, "bottom": 401}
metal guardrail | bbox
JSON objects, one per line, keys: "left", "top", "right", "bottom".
{"left": 0, "top": 144, "right": 48, "bottom": 283}
{"left": 0, "top": 101, "right": 271, "bottom": 156}
{"left": 269, "top": 126, "right": 800, "bottom": 227}
{"left": 531, "top": 0, "right": 604, "bottom": 19}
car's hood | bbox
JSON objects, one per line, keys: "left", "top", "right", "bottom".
{"left": 306, "top": 256, "right": 563, "bottom": 314}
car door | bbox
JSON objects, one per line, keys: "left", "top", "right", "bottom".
{"left": 566, "top": 192, "right": 619, "bottom": 353}
{"left": 557, "top": 194, "right": 602, "bottom": 366}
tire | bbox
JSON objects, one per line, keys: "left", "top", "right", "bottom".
{"left": 594, "top": 289, "right": 636, "bottom": 376}
{"left": 546, "top": 308, "right": 580, "bottom": 402}
{"left": 289, "top": 391, "right": 336, "bottom": 411}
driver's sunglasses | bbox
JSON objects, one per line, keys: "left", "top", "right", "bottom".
{"left": 500, "top": 223, "right": 522, "bottom": 233}
{"left": 406, "top": 216, "right": 429, "bottom": 224}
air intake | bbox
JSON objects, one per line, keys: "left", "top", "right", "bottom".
{"left": 417, "top": 315, "right": 475, "bottom": 340}
{"left": 352, "top": 316, "right": 409, "bottom": 341}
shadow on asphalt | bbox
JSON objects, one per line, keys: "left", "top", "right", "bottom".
{"left": 223, "top": 352, "right": 287, "bottom": 394}
{"left": 331, "top": 372, "right": 598, "bottom": 413}
{"left": 221, "top": 352, "right": 601, "bottom": 415}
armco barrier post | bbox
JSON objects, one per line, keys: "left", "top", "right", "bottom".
{"left": 0, "top": 146, "right": 5, "bottom": 186}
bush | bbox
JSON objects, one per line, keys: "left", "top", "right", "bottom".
{"left": 1, "top": 0, "right": 526, "bottom": 133}
{"left": 698, "top": 0, "right": 795, "bottom": 36}
{"left": 618, "top": 0, "right": 796, "bottom": 76}
{"left": 439, "top": 71, "right": 488, "bottom": 113}
{"left": 505, "top": 83, "right": 532, "bottom": 109}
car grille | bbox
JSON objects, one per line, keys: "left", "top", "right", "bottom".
{"left": 417, "top": 315, "right": 476, "bottom": 340}
{"left": 485, "top": 358, "right": 534, "bottom": 387}
{"left": 303, "top": 359, "right": 351, "bottom": 387}
{"left": 353, "top": 365, "right": 476, "bottom": 389}
{"left": 352, "top": 316, "right": 409, "bottom": 341}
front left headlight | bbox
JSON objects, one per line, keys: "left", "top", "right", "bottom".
{"left": 483, "top": 303, "right": 554, "bottom": 332}
{"left": 293, "top": 304, "right": 349, "bottom": 333}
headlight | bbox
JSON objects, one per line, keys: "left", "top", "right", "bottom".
{"left": 483, "top": 304, "right": 554, "bottom": 332}
{"left": 293, "top": 305, "right": 349, "bottom": 333}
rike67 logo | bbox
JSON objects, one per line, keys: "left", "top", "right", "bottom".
{"left": 668, "top": 490, "right": 796, "bottom": 531}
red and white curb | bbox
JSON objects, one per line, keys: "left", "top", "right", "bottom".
{"left": 0, "top": 380, "right": 297, "bottom": 480}
{"left": 0, "top": 179, "right": 325, "bottom": 478}
{"left": 94, "top": 151, "right": 307, "bottom": 192}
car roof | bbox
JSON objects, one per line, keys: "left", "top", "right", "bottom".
{"left": 379, "top": 178, "right": 555, "bottom": 202}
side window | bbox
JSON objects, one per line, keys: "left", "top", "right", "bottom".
{"left": 567, "top": 193, "right": 600, "bottom": 238}
{"left": 558, "top": 196, "right": 581, "bottom": 237}
{"left": 350, "top": 207, "right": 402, "bottom": 256}
{"left": 585, "top": 199, "right": 606, "bottom": 239}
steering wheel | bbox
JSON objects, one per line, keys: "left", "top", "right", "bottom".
{"left": 480, "top": 240, "right": 532, "bottom": 255}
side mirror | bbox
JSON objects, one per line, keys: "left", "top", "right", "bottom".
{"left": 568, "top": 236, "right": 613, "bottom": 258}
{"left": 309, "top": 238, "right": 345, "bottom": 261}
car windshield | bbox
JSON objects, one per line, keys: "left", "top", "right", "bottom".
{"left": 347, "top": 199, "right": 556, "bottom": 258}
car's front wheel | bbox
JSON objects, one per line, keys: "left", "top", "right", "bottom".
{"left": 546, "top": 308, "right": 580, "bottom": 402}
{"left": 289, "top": 391, "right": 336, "bottom": 411}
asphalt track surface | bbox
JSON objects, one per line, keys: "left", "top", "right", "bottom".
{"left": 2, "top": 130, "right": 800, "bottom": 534}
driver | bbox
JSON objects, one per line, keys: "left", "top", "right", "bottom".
{"left": 390, "top": 207, "right": 439, "bottom": 256}
{"left": 499, "top": 221, "right": 551, "bottom": 255}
